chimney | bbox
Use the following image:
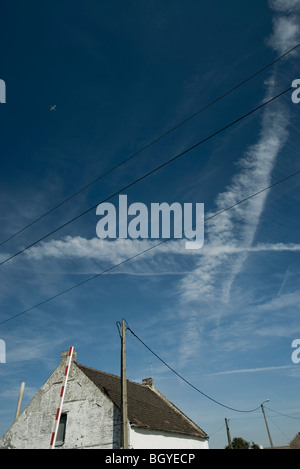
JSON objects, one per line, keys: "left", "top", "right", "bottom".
{"left": 61, "top": 349, "right": 77, "bottom": 364}
{"left": 142, "top": 377, "right": 154, "bottom": 388}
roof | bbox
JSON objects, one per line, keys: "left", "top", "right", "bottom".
{"left": 264, "top": 433, "right": 300, "bottom": 450}
{"left": 290, "top": 432, "right": 300, "bottom": 449}
{"left": 75, "top": 362, "right": 207, "bottom": 439}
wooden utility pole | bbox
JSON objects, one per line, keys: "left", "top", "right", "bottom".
{"left": 121, "top": 320, "right": 129, "bottom": 449}
{"left": 225, "top": 418, "right": 232, "bottom": 448}
{"left": 261, "top": 403, "right": 273, "bottom": 448}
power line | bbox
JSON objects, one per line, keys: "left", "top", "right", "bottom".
{"left": 0, "top": 167, "right": 299, "bottom": 327}
{"left": 126, "top": 325, "right": 261, "bottom": 413}
{"left": 265, "top": 406, "right": 300, "bottom": 420}
{"left": 266, "top": 413, "right": 293, "bottom": 443}
{"left": 1, "top": 43, "right": 299, "bottom": 249}
{"left": 208, "top": 422, "right": 226, "bottom": 437}
{"left": 0, "top": 85, "right": 292, "bottom": 268}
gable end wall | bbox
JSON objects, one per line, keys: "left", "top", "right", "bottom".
{"left": 0, "top": 362, "right": 121, "bottom": 449}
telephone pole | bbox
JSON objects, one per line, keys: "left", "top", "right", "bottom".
{"left": 261, "top": 401, "right": 273, "bottom": 448}
{"left": 120, "top": 320, "right": 129, "bottom": 449}
{"left": 225, "top": 418, "right": 232, "bottom": 448}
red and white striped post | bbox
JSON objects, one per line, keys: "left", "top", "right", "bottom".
{"left": 49, "top": 346, "right": 74, "bottom": 449}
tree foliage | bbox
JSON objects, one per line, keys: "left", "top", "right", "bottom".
{"left": 225, "top": 437, "right": 260, "bottom": 449}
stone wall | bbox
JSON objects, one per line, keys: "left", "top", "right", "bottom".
{"left": 0, "top": 353, "right": 120, "bottom": 449}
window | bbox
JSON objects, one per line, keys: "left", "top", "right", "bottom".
{"left": 55, "top": 413, "right": 67, "bottom": 447}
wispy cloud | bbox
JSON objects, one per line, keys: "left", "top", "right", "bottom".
{"left": 179, "top": 101, "right": 289, "bottom": 305}
{"left": 21, "top": 235, "right": 300, "bottom": 272}
{"left": 267, "top": 0, "right": 300, "bottom": 54}
{"left": 268, "top": 0, "right": 300, "bottom": 14}
{"left": 173, "top": 2, "right": 300, "bottom": 363}
{"left": 255, "top": 290, "right": 300, "bottom": 312}
{"left": 208, "top": 365, "right": 294, "bottom": 376}
{"left": 177, "top": 0, "right": 300, "bottom": 308}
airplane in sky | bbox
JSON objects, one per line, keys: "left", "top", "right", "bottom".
{"left": 50, "top": 105, "right": 56, "bottom": 111}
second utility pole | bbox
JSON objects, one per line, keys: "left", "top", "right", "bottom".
{"left": 121, "top": 320, "right": 129, "bottom": 449}
{"left": 225, "top": 418, "right": 232, "bottom": 448}
{"left": 261, "top": 403, "right": 273, "bottom": 448}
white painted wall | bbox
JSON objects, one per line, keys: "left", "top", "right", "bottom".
{"left": 0, "top": 360, "right": 121, "bottom": 449}
{"left": 130, "top": 426, "right": 209, "bottom": 449}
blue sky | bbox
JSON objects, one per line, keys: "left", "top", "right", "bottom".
{"left": 0, "top": 0, "right": 300, "bottom": 449}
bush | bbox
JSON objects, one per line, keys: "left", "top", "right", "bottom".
{"left": 225, "top": 437, "right": 260, "bottom": 449}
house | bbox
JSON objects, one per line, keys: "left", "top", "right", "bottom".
{"left": 290, "top": 432, "right": 300, "bottom": 449}
{"left": 264, "top": 433, "right": 300, "bottom": 450}
{"left": 0, "top": 349, "right": 209, "bottom": 449}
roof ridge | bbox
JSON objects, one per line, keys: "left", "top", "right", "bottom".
{"left": 75, "top": 362, "right": 120, "bottom": 380}
{"left": 75, "top": 362, "right": 150, "bottom": 388}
